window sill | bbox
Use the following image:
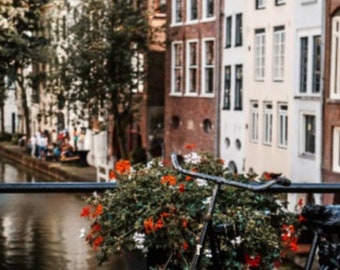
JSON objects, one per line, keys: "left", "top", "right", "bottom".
{"left": 294, "top": 95, "right": 321, "bottom": 101}
{"left": 169, "top": 93, "right": 182, "bottom": 97}
{"left": 184, "top": 93, "right": 199, "bottom": 97}
{"left": 200, "top": 93, "right": 214, "bottom": 98}
{"left": 326, "top": 98, "right": 340, "bottom": 104}
{"left": 299, "top": 153, "right": 315, "bottom": 160}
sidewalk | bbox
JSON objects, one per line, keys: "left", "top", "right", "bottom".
{"left": 0, "top": 142, "right": 97, "bottom": 182}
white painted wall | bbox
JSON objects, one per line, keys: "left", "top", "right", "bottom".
{"left": 220, "top": 0, "right": 246, "bottom": 174}
{"left": 244, "top": 2, "right": 292, "bottom": 177}
{"left": 289, "top": 0, "right": 323, "bottom": 207}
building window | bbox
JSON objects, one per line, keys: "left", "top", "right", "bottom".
{"left": 225, "top": 16, "right": 232, "bottom": 48}
{"left": 235, "top": 13, "right": 243, "bottom": 46}
{"left": 278, "top": 104, "right": 288, "bottom": 148}
{"left": 203, "top": 0, "right": 214, "bottom": 19}
{"left": 255, "top": 29, "right": 265, "bottom": 81}
{"left": 263, "top": 103, "right": 273, "bottom": 145}
{"left": 171, "top": 115, "right": 180, "bottom": 129}
{"left": 303, "top": 114, "right": 315, "bottom": 155}
{"left": 186, "top": 41, "right": 198, "bottom": 94}
{"left": 171, "top": 42, "right": 183, "bottom": 94}
{"left": 173, "top": 0, "right": 183, "bottom": 24}
{"left": 235, "top": 65, "right": 243, "bottom": 110}
{"left": 203, "top": 119, "right": 213, "bottom": 133}
{"left": 251, "top": 102, "right": 259, "bottom": 142}
{"left": 273, "top": 26, "right": 285, "bottom": 81}
{"left": 202, "top": 39, "right": 215, "bottom": 95}
{"left": 299, "top": 35, "right": 321, "bottom": 94}
{"left": 312, "top": 36, "right": 321, "bottom": 93}
{"left": 299, "top": 37, "right": 308, "bottom": 93}
{"left": 331, "top": 14, "right": 340, "bottom": 99}
{"left": 332, "top": 127, "right": 340, "bottom": 173}
{"left": 275, "top": 0, "right": 285, "bottom": 5}
{"left": 187, "top": 0, "right": 198, "bottom": 21}
{"left": 256, "top": 0, "right": 266, "bottom": 9}
{"left": 223, "top": 66, "right": 231, "bottom": 110}
{"left": 154, "top": 0, "right": 166, "bottom": 13}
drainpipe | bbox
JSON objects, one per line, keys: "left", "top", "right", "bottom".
{"left": 319, "top": 0, "right": 326, "bottom": 204}
{"left": 215, "top": 0, "right": 224, "bottom": 157}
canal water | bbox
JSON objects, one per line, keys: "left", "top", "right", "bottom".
{"left": 0, "top": 157, "right": 124, "bottom": 270}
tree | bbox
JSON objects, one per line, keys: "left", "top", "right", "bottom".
{"left": 59, "top": 0, "right": 151, "bottom": 159}
{"left": 0, "top": 0, "right": 50, "bottom": 138}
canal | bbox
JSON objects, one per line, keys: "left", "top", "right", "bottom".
{"left": 0, "top": 157, "right": 122, "bottom": 270}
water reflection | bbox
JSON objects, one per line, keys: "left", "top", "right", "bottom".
{"left": 0, "top": 158, "right": 122, "bottom": 270}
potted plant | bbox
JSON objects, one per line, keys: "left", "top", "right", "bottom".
{"left": 80, "top": 145, "right": 299, "bottom": 269}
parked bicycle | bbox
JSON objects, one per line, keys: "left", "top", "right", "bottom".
{"left": 171, "top": 153, "right": 340, "bottom": 270}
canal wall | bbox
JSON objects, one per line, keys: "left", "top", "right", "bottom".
{"left": 0, "top": 143, "right": 96, "bottom": 182}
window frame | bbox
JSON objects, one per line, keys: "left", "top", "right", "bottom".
{"left": 278, "top": 104, "right": 288, "bottom": 148}
{"left": 171, "top": 42, "right": 183, "bottom": 96}
{"left": 273, "top": 26, "right": 285, "bottom": 81}
{"left": 185, "top": 40, "right": 199, "bottom": 96}
{"left": 172, "top": 0, "right": 183, "bottom": 25}
{"left": 301, "top": 114, "right": 316, "bottom": 156}
{"left": 235, "top": 13, "right": 243, "bottom": 47}
{"left": 186, "top": 0, "right": 198, "bottom": 22}
{"left": 250, "top": 102, "right": 259, "bottom": 143}
{"left": 275, "top": 0, "right": 286, "bottom": 5}
{"left": 332, "top": 127, "right": 340, "bottom": 173}
{"left": 223, "top": 65, "right": 231, "bottom": 110}
{"left": 225, "top": 16, "right": 232, "bottom": 48}
{"left": 254, "top": 29, "right": 266, "bottom": 81}
{"left": 330, "top": 14, "right": 340, "bottom": 99}
{"left": 256, "top": 0, "right": 266, "bottom": 9}
{"left": 201, "top": 38, "right": 215, "bottom": 97}
{"left": 202, "top": 0, "right": 215, "bottom": 20}
{"left": 234, "top": 65, "right": 243, "bottom": 110}
{"left": 263, "top": 103, "right": 273, "bottom": 145}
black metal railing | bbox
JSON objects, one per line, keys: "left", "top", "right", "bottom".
{"left": 0, "top": 181, "right": 339, "bottom": 193}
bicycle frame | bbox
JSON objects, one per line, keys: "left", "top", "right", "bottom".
{"left": 171, "top": 153, "right": 340, "bottom": 270}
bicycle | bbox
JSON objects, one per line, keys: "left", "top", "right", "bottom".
{"left": 171, "top": 153, "right": 340, "bottom": 270}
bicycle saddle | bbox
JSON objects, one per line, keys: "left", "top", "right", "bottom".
{"left": 301, "top": 204, "right": 340, "bottom": 228}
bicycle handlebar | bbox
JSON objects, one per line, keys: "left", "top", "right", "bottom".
{"left": 171, "top": 153, "right": 291, "bottom": 191}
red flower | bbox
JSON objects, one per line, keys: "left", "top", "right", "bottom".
{"left": 179, "top": 183, "right": 185, "bottom": 193}
{"left": 144, "top": 217, "right": 154, "bottom": 234}
{"left": 182, "top": 218, "right": 188, "bottom": 228}
{"left": 182, "top": 241, "right": 189, "bottom": 251}
{"left": 160, "top": 212, "right": 170, "bottom": 218}
{"left": 161, "top": 175, "right": 177, "bottom": 186}
{"left": 92, "top": 204, "right": 103, "bottom": 218}
{"left": 298, "top": 214, "right": 306, "bottom": 222}
{"left": 115, "top": 159, "right": 131, "bottom": 175}
{"left": 185, "top": 143, "right": 196, "bottom": 150}
{"left": 245, "top": 254, "right": 261, "bottom": 267}
{"left": 155, "top": 219, "right": 164, "bottom": 230}
{"left": 93, "top": 236, "right": 103, "bottom": 249}
{"left": 92, "top": 224, "right": 101, "bottom": 232}
{"left": 80, "top": 206, "right": 91, "bottom": 217}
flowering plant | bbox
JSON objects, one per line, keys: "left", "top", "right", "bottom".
{"left": 80, "top": 146, "right": 299, "bottom": 269}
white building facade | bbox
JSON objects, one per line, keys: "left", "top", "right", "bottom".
{"left": 290, "top": 0, "right": 323, "bottom": 205}
{"left": 244, "top": 0, "right": 292, "bottom": 178}
{"left": 220, "top": 0, "right": 246, "bottom": 174}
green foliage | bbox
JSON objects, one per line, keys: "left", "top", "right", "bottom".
{"left": 81, "top": 149, "right": 299, "bottom": 269}
{"left": 55, "top": 0, "right": 151, "bottom": 158}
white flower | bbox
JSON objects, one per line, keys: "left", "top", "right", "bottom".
{"left": 79, "top": 228, "right": 86, "bottom": 238}
{"left": 184, "top": 152, "right": 201, "bottom": 164}
{"left": 133, "top": 232, "right": 145, "bottom": 250}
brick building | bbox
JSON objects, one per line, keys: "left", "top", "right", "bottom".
{"left": 322, "top": 0, "right": 340, "bottom": 204}
{"left": 164, "top": 0, "right": 224, "bottom": 157}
